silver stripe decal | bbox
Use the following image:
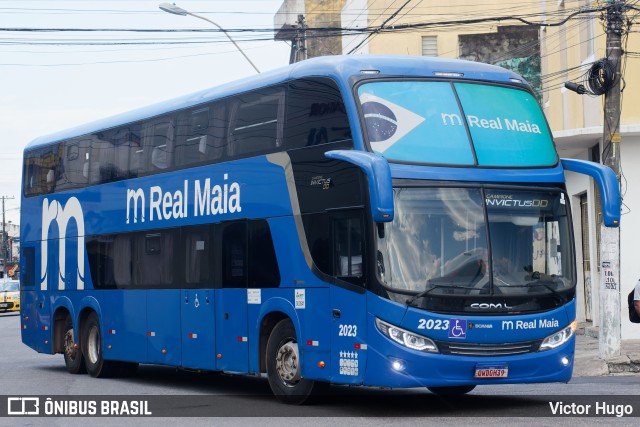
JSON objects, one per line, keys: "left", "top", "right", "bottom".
{"left": 266, "top": 152, "right": 314, "bottom": 271}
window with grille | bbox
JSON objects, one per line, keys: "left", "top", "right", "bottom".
{"left": 421, "top": 36, "right": 438, "bottom": 57}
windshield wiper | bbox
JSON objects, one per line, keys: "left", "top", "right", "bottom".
{"left": 524, "top": 282, "right": 568, "bottom": 303}
{"left": 497, "top": 279, "right": 568, "bottom": 303}
{"left": 406, "top": 283, "right": 476, "bottom": 306}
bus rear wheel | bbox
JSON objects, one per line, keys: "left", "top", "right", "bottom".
{"left": 427, "top": 385, "right": 476, "bottom": 395}
{"left": 266, "top": 319, "right": 316, "bottom": 404}
{"left": 63, "top": 315, "right": 86, "bottom": 374}
{"left": 82, "top": 312, "right": 119, "bottom": 378}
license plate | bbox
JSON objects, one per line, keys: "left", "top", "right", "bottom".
{"left": 474, "top": 365, "right": 508, "bottom": 379}
{"left": 0, "top": 303, "right": 8, "bottom": 308}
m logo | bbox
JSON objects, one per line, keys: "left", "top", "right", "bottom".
{"left": 126, "top": 188, "right": 145, "bottom": 224}
{"left": 502, "top": 320, "right": 514, "bottom": 330}
{"left": 41, "top": 197, "right": 85, "bottom": 291}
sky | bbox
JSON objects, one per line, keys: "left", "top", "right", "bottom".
{"left": 0, "top": 0, "right": 291, "bottom": 227}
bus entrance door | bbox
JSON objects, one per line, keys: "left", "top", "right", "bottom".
{"left": 181, "top": 289, "right": 216, "bottom": 370}
{"left": 215, "top": 221, "right": 250, "bottom": 373}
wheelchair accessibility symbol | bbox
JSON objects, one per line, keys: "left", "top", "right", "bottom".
{"left": 448, "top": 319, "right": 468, "bottom": 339}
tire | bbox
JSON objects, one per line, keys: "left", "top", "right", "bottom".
{"left": 63, "top": 315, "right": 86, "bottom": 374}
{"left": 427, "top": 385, "right": 476, "bottom": 396}
{"left": 82, "top": 312, "right": 119, "bottom": 378}
{"left": 266, "top": 319, "right": 316, "bottom": 404}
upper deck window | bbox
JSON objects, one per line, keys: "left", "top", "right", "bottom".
{"left": 357, "top": 81, "right": 557, "bottom": 167}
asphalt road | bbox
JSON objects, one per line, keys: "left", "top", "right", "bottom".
{"left": 1, "top": 312, "right": 639, "bottom": 426}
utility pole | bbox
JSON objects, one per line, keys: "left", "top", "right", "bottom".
{"left": 289, "top": 14, "right": 308, "bottom": 64}
{"left": 599, "top": 0, "right": 625, "bottom": 359}
{"left": 1, "top": 196, "right": 15, "bottom": 279}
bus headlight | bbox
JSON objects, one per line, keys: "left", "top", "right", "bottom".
{"left": 539, "top": 320, "right": 577, "bottom": 351}
{"left": 375, "top": 318, "right": 438, "bottom": 353}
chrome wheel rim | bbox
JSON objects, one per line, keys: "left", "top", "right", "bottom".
{"left": 275, "top": 340, "right": 300, "bottom": 387}
{"left": 64, "top": 328, "right": 78, "bottom": 361}
{"left": 87, "top": 325, "right": 100, "bottom": 364}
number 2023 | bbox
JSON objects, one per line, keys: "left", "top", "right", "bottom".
{"left": 418, "top": 319, "right": 450, "bottom": 330}
{"left": 339, "top": 324, "right": 357, "bottom": 337}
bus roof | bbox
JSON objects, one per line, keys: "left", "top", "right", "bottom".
{"left": 25, "top": 55, "right": 524, "bottom": 152}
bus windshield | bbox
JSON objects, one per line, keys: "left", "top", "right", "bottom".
{"left": 376, "top": 187, "right": 574, "bottom": 299}
{"left": 357, "top": 81, "right": 557, "bottom": 167}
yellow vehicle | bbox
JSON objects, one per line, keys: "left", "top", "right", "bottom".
{"left": 0, "top": 280, "right": 20, "bottom": 312}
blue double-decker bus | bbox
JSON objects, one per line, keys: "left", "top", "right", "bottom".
{"left": 20, "top": 55, "right": 619, "bottom": 404}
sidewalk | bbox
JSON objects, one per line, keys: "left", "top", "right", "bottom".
{"left": 573, "top": 323, "right": 640, "bottom": 376}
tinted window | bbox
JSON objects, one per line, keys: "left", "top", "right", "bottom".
{"left": 21, "top": 246, "right": 35, "bottom": 288}
{"left": 175, "top": 103, "right": 227, "bottom": 168}
{"left": 25, "top": 79, "right": 352, "bottom": 197}
{"left": 302, "top": 210, "right": 364, "bottom": 285}
{"left": 218, "top": 220, "right": 280, "bottom": 288}
{"left": 286, "top": 78, "right": 352, "bottom": 149}
{"left": 56, "top": 138, "right": 90, "bottom": 191}
{"left": 303, "top": 213, "right": 331, "bottom": 274}
{"left": 228, "top": 87, "right": 284, "bottom": 157}
{"left": 249, "top": 221, "right": 280, "bottom": 287}
{"left": 89, "top": 124, "right": 141, "bottom": 184}
{"left": 185, "top": 225, "right": 213, "bottom": 286}
{"left": 221, "top": 222, "right": 247, "bottom": 288}
{"left": 23, "top": 145, "right": 62, "bottom": 196}
{"left": 134, "top": 231, "right": 174, "bottom": 287}
{"left": 130, "top": 116, "right": 176, "bottom": 176}
{"left": 333, "top": 213, "right": 364, "bottom": 282}
{"left": 87, "top": 234, "right": 133, "bottom": 289}
{"left": 87, "top": 230, "right": 175, "bottom": 289}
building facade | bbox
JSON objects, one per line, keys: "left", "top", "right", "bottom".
{"left": 1, "top": 221, "right": 20, "bottom": 278}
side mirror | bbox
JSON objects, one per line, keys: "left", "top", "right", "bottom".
{"left": 561, "top": 158, "right": 620, "bottom": 227}
{"left": 325, "top": 150, "right": 394, "bottom": 222}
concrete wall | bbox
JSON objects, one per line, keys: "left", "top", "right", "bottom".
{"left": 564, "top": 150, "right": 598, "bottom": 324}
{"left": 304, "top": 0, "right": 347, "bottom": 57}
{"left": 341, "top": 0, "right": 369, "bottom": 54}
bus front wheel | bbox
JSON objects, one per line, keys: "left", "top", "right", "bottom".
{"left": 427, "top": 385, "right": 476, "bottom": 395}
{"left": 63, "top": 315, "right": 86, "bottom": 374}
{"left": 266, "top": 319, "right": 315, "bottom": 404}
{"left": 82, "top": 312, "right": 119, "bottom": 378}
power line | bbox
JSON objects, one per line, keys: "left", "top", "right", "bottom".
{"left": 348, "top": 0, "right": 414, "bottom": 54}
{"left": 0, "top": 4, "right": 618, "bottom": 36}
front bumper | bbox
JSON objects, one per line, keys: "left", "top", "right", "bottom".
{"left": 0, "top": 301, "right": 19, "bottom": 312}
{"left": 363, "top": 317, "right": 574, "bottom": 388}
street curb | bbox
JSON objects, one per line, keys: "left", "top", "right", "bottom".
{"left": 607, "top": 353, "right": 640, "bottom": 374}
